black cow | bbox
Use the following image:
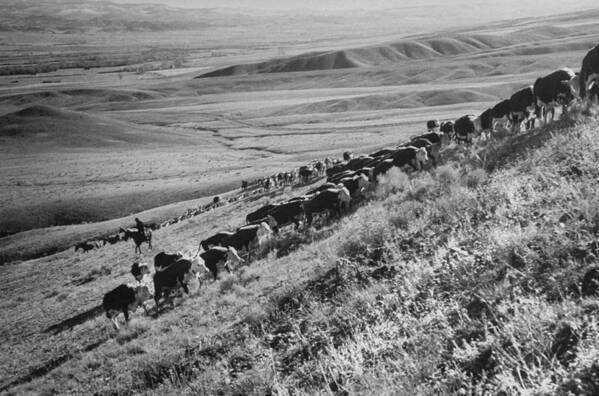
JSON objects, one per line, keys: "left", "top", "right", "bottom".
{"left": 346, "top": 156, "right": 374, "bottom": 171}
{"left": 153, "top": 259, "right": 200, "bottom": 306}
{"left": 340, "top": 174, "right": 370, "bottom": 198}
{"left": 103, "top": 284, "right": 151, "bottom": 330}
{"left": 328, "top": 169, "right": 356, "bottom": 184}
{"left": 373, "top": 159, "right": 396, "bottom": 181}
{"left": 222, "top": 223, "right": 272, "bottom": 252}
{"left": 105, "top": 234, "right": 121, "bottom": 245}
{"left": 199, "top": 231, "right": 235, "bottom": 252}
{"left": 440, "top": 121, "right": 454, "bottom": 139}
{"left": 491, "top": 99, "right": 512, "bottom": 131}
{"left": 403, "top": 138, "right": 437, "bottom": 166}
{"left": 356, "top": 167, "right": 374, "bottom": 180}
{"left": 131, "top": 262, "right": 150, "bottom": 282}
{"left": 534, "top": 68, "right": 576, "bottom": 125}
{"left": 370, "top": 148, "right": 395, "bottom": 158}
{"left": 266, "top": 200, "right": 305, "bottom": 232}
{"left": 509, "top": 86, "right": 537, "bottom": 132}
{"left": 413, "top": 132, "right": 450, "bottom": 147}
{"left": 299, "top": 166, "right": 314, "bottom": 183}
{"left": 302, "top": 187, "right": 351, "bottom": 225}
{"left": 154, "top": 251, "right": 183, "bottom": 271}
{"left": 246, "top": 203, "right": 277, "bottom": 224}
{"left": 75, "top": 241, "right": 95, "bottom": 253}
{"left": 199, "top": 246, "right": 245, "bottom": 280}
{"left": 390, "top": 146, "right": 428, "bottom": 171}
{"left": 326, "top": 163, "right": 348, "bottom": 177}
{"left": 454, "top": 114, "right": 477, "bottom": 144}
{"left": 308, "top": 182, "right": 338, "bottom": 195}
{"left": 476, "top": 108, "right": 494, "bottom": 137}
{"left": 580, "top": 44, "right": 599, "bottom": 99}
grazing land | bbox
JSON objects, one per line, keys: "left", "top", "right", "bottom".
{"left": 1, "top": 1, "right": 599, "bottom": 394}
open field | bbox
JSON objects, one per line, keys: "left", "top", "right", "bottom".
{"left": 2, "top": 2, "right": 599, "bottom": 393}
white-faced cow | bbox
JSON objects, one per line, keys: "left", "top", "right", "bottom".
{"left": 533, "top": 68, "right": 576, "bottom": 125}
{"left": 491, "top": 99, "right": 512, "bottom": 131}
{"left": 509, "top": 86, "right": 537, "bottom": 132}
{"left": 199, "top": 246, "right": 245, "bottom": 281}
{"left": 131, "top": 262, "right": 151, "bottom": 282}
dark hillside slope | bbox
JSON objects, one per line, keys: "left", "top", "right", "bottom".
{"left": 0, "top": 105, "right": 201, "bottom": 151}
{"left": 10, "top": 115, "right": 599, "bottom": 394}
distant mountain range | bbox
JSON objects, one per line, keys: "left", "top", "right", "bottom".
{"left": 0, "top": 0, "right": 250, "bottom": 32}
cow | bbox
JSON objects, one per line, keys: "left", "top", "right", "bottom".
{"left": 74, "top": 241, "right": 95, "bottom": 253}
{"left": 390, "top": 146, "right": 428, "bottom": 171}
{"left": 356, "top": 167, "right": 374, "bottom": 181}
{"left": 328, "top": 169, "right": 357, "bottom": 184}
{"left": 509, "top": 86, "right": 537, "bottom": 132}
{"left": 102, "top": 284, "right": 152, "bottom": 330}
{"left": 267, "top": 200, "right": 306, "bottom": 232}
{"left": 475, "top": 108, "right": 494, "bottom": 138}
{"left": 533, "top": 68, "right": 576, "bottom": 125}
{"left": 247, "top": 203, "right": 278, "bottom": 224}
{"left": 199, "top": 231, "right": 235, "bottom": 252}
{"left": 243, "top": 215, "right": 277, "bottom": 230}
{"left": 308, "top": 182, "right": 338, "bottom": 195}
{"left": 120, "top": 227, "right": 152, "bottom": 255}
{"left": 302, "top": 187, "right": 351, "bottom": 225}
{"left": 104, "top": 234, "right": 121, "bottom": 245}
{"left": 241, "top": 180, "right": 249, "bottom": 190}
{"left": 590, "top": 82, "right": 599, "bottom": 104}
{"left": 314, "top": 161, "right": 325, "bottom": 176}
{"left": 403, "top": 138, "right": 438, "bottom": 167}
{"left": 454, "top": 114, "right": 477, "bottom": 144}
{"left": 370, "top": 148, "right": 395, "bottom": 158}
{"left": 373, "top": 159, "right": 396, "bottom": 181}
{"left": 153, "top": 258, "right": 201, "bottom": 306}
{"left": 199, "top": 246, "right": 245, "bottom": 281}
{"left": 414, "top": 131, "right": 451, "bottom": 148}
{"left": 326, "top": 164, "right": 349, "bottom": 177}
{"left": 340, "top": 174, "right": 370, "bottom": 198}
{"left": 440, "top": 121, "right": 454, "bottom": 140}
{"left": 131, "top": 262, "right": 151, "bottom": 282}
{"left": 154, "top": 251, "right": 183, "bottom": 271}
{"left": 298, "top": 166, "right": 314, "bottom": 183}
{"left": 426, "top": 119, "right": 440, "bottom": 132}
{"left": 346, "top": 156, "right": 374, "bottom": 171}
{"left": 222, "top": 222, "right": 272, "bottom": 252}
{"left": 580, "top": 44, "right": 599, "bottom": 100}
{"left": 491, "top": 99, "right": 512, "bottom": 131}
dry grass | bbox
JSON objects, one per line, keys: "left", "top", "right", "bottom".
{"left": 3, "top": 111, "right": 599, "bottom": 394}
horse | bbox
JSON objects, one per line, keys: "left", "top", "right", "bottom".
{"left": 119, "top": 227, "right": 152, "bottom": 255}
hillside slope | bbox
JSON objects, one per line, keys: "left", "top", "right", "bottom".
{"left": 4, "top": 114, "right": 599, "bottom": 394}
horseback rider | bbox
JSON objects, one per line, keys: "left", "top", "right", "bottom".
{"left": 134, "top": 217, "right": 146, "bottom": 241}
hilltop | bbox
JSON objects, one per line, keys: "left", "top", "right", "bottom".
{"left": 2, "top": 109, "right": 599, "bottom": 393}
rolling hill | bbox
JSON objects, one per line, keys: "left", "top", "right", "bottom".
{"left": 197, "top": 13, "right": 599, "bottom": 78}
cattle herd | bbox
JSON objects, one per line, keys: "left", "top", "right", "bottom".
{"left": 100, "top": 43, "right": 599, "bottom": 330}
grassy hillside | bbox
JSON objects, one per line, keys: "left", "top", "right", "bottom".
{"left": 4, "top": 113, "right": 599, "bottom": 394}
